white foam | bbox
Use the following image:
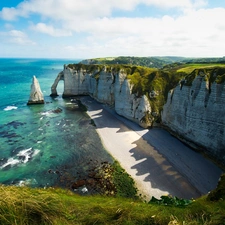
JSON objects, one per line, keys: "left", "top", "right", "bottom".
{"left": 17, "top": 178, "right": 38, "bottom": 187}
{"left": 4, "top": 106, "right": 18, "bottom": 111}
{"left": 0, "top": 147, "right": 41, "bottom": 170}
{"left": 40, "top": 110, "right": 58, "bottom": 118}
{"left": 41, "top": 112, "right": 49, "bottom": 116}
{"left": 17, "top": 148, "right": 32, "bottom": 163}
{"left": 81, "top": 186, "right": 88, "bottom": 193}
{"left": 0, "top": 158, "right": 20, "bottom": 168}
{"left": 32, "top": 149, "right": 40, "bottom": 157}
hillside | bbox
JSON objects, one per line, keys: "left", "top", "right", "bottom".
{"left": 0, "top": 174, "right": 224, "bottom": 225}
{"left": 79, "top": 56, "right": 186, "bottom": 68}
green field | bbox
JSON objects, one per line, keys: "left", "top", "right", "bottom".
{"left": 176, "top": 63, "right": 225, "bottom": 74}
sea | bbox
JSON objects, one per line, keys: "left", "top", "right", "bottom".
{"left": 0, "top": 58, "right": 113, "bottom": 193}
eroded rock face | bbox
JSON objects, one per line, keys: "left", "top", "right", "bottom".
{"left": 51, "top": 66, "right": 152, "bottom": 128}
{"left": 27, "top": 76, "right": 44, "bottom": 105}
{"left": 162, "top": 74, "right": 225, "bottom": 165}
{"left": 114, "top": 78, "right": 152, "bottom": 128}
{"left": 63, "top": 66, "right": 90, "bottom": 97}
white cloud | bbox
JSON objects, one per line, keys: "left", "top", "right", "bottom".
{"left": 66, "top": 7, "right": 225, "bottom": 57}
{"left": 142, "top": 0, "right": 206, "bottom": 9}
{"left": 7, "top": 30, "right": 36, "bottom": 45}
{"left": 0, "top": 7, "right": 19, "bottom": 21}
{"left": 1, "top": 0, "right": 225, "bottom": 58}
{"left": 0, "top": 0, "right": 208, "bottom": 22}
{"left": 30, "top": 23, "right": 72, "bottom": 37}
{"left": 64, "top": 7, "right": 225, "bottom": 39}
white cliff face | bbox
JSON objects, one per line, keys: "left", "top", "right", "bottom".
{"left": 162, "top": 74, "right": 225, "bottom": 164}
{"left": 51, "top": 66, "right": 152, "bottom": 128}
{"left": 96, "top": 67, "right": 115, "bottom": 104}
{"left": 114, "top": 78, "right": 152, "bottom": 127}
{"left": 27, "top": 76, "right": 44, "bottom": 105}
{"left": 63, "top": 65, "right": 90, "bottom": 97}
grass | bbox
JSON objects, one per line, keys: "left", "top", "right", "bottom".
{"left": 127, "top": 68, "right": 183, "bottom": 124}
{"left": 176, "top": 63, "right": 225, "bottom": 74}
{"left": 112, "top": 161, "right": 137, "bottom": 199}
{"left": 180, "top": 66, "right": 225, "bottom": 87}
{"left": 0, "top": 184, "right": 225, "bottom": 225}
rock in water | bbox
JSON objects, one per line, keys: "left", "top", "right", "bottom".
{"left": 27, "top": 76, "right": 45, "bottom": 105}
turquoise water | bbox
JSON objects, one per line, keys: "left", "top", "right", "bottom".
{"left": 0, "top": 58, "right": 113, "bottom": 193}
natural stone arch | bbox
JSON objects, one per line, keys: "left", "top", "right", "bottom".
{"left": 50, "top": 71, "right": 64, "bottom": 97}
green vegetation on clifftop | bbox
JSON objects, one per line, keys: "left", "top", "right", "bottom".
{"left": 65, "top": 62, "right": 225, "bottom": 125}
{"left": 79, "top": 56, "right": 183, "bottom": 68}
{"left": 181, "top": 66, "right": 225, "bottom": 86}
{"left": 0, "top": 174, "right": 225, "bottom": 225}
{"left": 127, "top": 67, "right": 183, "bottom": 120}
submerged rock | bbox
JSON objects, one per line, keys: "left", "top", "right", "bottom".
{"left": 27, "top": 76, "right": 44, "bottom": 105}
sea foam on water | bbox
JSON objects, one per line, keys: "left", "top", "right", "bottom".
{"left": 3, "top": 106, "right": 18, "bottom": 111}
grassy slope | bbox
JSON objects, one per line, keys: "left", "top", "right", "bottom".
{"left": 0, "top": 184, "right": 225, "bottom": 225}
{"left": 176, "top": 63, "right": 225, "bottom": 74}
{"left": 79, "top": 56, "right": 171, "bottom": 68}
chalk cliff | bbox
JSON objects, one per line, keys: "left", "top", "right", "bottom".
{"left": 162, "top": 69, "right": 225, "bottom": 165}
{"left": 27, "top": 76, "right": 44, "bottom": 105}
{"left": 51, "top": 64, "right": 225, "bottom": 165}
{"left": 51, "top": 65, "right": 152, "bottom": 128}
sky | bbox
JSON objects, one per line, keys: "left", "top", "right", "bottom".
{"left": 0, "top": 0, "right": 225, "bottom": 59}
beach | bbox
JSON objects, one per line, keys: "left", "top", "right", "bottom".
{"left": 80, "top": 96, "right": 223, "bottom": 201}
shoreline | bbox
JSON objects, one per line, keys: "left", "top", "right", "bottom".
{"left": 80, "top": 96, "right": 223, "bottom": 201}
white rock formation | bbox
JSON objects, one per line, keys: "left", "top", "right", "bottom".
{"left": 162, "top": 74, "right": 225, "bottom": 165}
{"left": 51, "top": 65, "right": 152, "bottom": 127}
{"left": 27, "top": 76, "right": 44, "bottom": 105}
{"left": 50, "top": 71, "right": 64, "bottom": 96}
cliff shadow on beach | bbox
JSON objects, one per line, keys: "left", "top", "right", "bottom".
{"left": 80, "top": 96, "right": 223, "bottom": 199}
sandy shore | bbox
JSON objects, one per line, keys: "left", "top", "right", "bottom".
{"left": 80, "top": 96, "right": 223, "bottom": 201}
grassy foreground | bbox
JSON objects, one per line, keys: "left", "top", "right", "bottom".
{"left": 0, "top": 175, "right": 225, "bottom": 225}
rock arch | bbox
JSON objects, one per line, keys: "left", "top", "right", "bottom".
{"left": 50, "top": 71, "right": 64, "bottom": 97}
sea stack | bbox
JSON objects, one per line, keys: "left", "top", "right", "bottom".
{"left": 27, "top": 76, "right": 45, "bottom": 105}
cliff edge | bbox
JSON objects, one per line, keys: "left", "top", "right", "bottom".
{"left": 162, "top": 68, "right": 225, "bottom": 165}
{"left": 50, "top": 64, "right": 225, "bottom": 166}
{"left": 51, "top": 64, "right": 158, "bottom": 128}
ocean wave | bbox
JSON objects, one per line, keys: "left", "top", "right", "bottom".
{"left": 17, "top": 148, "right": 33, "bottom": 163}
{"left": 16, "top": 178, "right": 38, "bottom": 187}
{"left": 41, "top": 111, "right": 52, "bottom": 116}
{"left": 40, "top": 108, "right": 63, "bottom": 118}
{"left": 0, "top": 158, "right": 20, "bottom": 168}
{"left": 4, "top": 106, "right": 18, "bottom": 111}
{"left": 0, "top": 147, "right": 40, "bottom": 169}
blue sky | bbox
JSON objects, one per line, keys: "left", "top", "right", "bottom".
{"left": 0, "top": 0, "right": 225, "bottom": 59}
